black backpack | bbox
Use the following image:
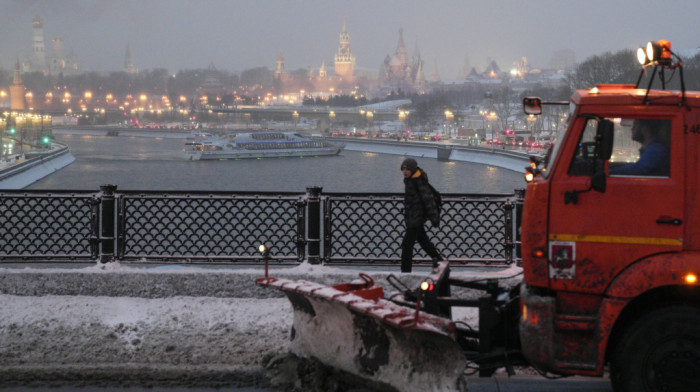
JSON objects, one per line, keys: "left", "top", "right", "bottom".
{"left": 428, "top": 183, "right": 442, "bottom": 216}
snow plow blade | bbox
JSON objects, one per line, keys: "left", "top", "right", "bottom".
{"left": 256, "top": 273, "right": 467, "bottom": 392}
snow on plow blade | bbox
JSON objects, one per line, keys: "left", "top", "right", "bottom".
{"left": 256, "top": 274, "right": 467, "bottom": 392}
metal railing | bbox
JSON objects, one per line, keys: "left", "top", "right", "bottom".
{"left": 0, "top": 185, "right": 524, "bottom": 265}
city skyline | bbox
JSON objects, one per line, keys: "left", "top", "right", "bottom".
{"left": 1, "top": 0, "right": 699, "bottom": 79}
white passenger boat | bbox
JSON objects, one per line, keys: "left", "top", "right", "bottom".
{"left": 184, "top": 131, "right": 345, "bottom": 160}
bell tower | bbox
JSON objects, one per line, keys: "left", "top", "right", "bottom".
{"left": 32, "top": 16, "right": 47, "bottom": 72}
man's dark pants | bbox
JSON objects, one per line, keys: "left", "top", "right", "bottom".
{"left": 401, "top": 225, "right": 439, "bottom": 273}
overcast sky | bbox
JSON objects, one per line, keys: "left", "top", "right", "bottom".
{"left": 1, "top": 0, "right": 699, "bottom": 79}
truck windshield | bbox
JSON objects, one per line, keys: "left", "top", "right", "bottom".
{"left": 543, "top": 102, "right": 576, "bottom": 177}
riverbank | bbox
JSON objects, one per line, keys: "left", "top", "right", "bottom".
{"left": 339, "top": 137, "right": 535, "bottom": 172}
{"left": 0, "top": 144, "right": 75, "bottom": 189}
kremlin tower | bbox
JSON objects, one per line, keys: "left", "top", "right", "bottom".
{"left": 124, "top": 44, "right": 136, "bottom": 74}
{"left": 10, "top": 59, "right": 26, "bottom": 110}
{"left": 274, "top": 53, "right": 287, "bottom": 80}
{"left": 334, "top": 20, "right": 355, "bottom": 82}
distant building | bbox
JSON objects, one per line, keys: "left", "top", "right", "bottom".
{"left": 24, "top": 16, "right": 79, "bottom": 75}
{"left": 428, "top": 58, "right": 441, "bottom": 83}
{"left": 462, "top": 59, "right": 505, "bottom": 83}
{"left": 274, "top": 53, "right": 288, "bottom": 81}
{"left": 376, "top": 28, "right": 427, "bottom": 96}
{"left": 124, "top": 44, "right": 136, "bottom": 74}
{"left": 31, "top": 16, "right": 47, "bottom": 73}
{"left": 272, "top": 20, "right": 362, "bottom": 98}
{"left": 49, "top": 37, "right": 65, "bottom": 72}
{"left": 197, "top": 62, "right": 225, "bottom": 99}
{"left": 48, "top": 38, "right": 79, "bottom": 75}
{"left": 334, "top": 20, "right": 355, "bottom": 82}
{"left": 10, "top": 59, "right": 26, "bottom": 110}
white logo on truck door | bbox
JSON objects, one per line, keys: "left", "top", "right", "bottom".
{"left": 549, "top": 241, "right": 575, "bottom": 279}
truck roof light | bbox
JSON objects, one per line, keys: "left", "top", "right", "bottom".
{"left": 638, "top": 40, "right": 673, "bottom": 66}
{"left": 637, "top": 47, "right": 650, "bottom": 65}
{"left": 634, "top": 39, "right": 686, "bottom": 105}
{"left": 684, "top": 273, "right": 697, "bottom": 284}
{"left": 646, "top": 40, "right": 672, "bottom": 66}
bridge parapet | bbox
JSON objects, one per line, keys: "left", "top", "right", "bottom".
{"left": 0, "top": 185, "right": 523, "bottom": 266}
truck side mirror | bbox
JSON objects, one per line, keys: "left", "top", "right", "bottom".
{"left": 523, "top": 97, "right": 542, "bottom": 115}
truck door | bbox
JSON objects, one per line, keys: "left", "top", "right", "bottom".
{"left": 547, "top": 116, "right": 684, "bottom": 293}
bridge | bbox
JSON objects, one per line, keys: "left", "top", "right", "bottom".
{"left": 210, "top": 100, "right": 414, "bottom": 124}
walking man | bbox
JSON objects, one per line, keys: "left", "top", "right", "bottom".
{"left": 400, "top": 158, "right": 443, "bottom": 273}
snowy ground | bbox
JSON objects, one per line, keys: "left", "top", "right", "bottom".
{"left": 0, "top": 262, "right": 521, "bottom": 389}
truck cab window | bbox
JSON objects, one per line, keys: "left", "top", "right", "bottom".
{"left": 567, "top": 118, "right": 599, "bottom": 176}
{"left": 609, "top": 118, "right": 670, "bottom": 177}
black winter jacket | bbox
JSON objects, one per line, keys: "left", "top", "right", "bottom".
{"left": 403, "top": 168, "right": 440, "bottom": 228}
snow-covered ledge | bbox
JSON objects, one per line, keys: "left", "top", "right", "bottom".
{"left": 0, "top": 263, "right": 421, "bottom": 386}
{"left": 0, "top": 262, "right": 519, "bottom": 387}
{"left": 0, "top": 145, "right": 75, "bottom": 189}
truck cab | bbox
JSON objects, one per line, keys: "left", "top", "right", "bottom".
{"left": 520, "top": 41, "right": 700, "bottom": 392}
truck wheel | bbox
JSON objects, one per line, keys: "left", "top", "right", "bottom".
{"left": 610, "top": 306, "right": 700, "bottom": 392}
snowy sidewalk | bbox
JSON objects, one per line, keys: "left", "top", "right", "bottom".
{"left": 0, "top": 262, "right": 519, "bottom": 388}
{"left": 0, "top": 262, "right": 409, "bottom": 386}
{"left": 0, "top": 294, "right": 292, "bottom": 386}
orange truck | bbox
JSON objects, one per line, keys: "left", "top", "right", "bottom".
{"left": 258, "top": 40, "right": 698, "bottom": 392}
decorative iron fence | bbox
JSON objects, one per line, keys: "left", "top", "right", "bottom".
{"left": 0, "top": 185, "right": 524, "bottom": 265}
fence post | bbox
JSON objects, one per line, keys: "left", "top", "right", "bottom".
{"left": 514, "top": 188, "right": 525, "bottom": 265}
{"left": 99, "top": 184, "right": 117, "bottom": 263}
{"left": 503, "top": 198, "right": 514, "bottom": 264}
{"left": 89, "top": 195, "right": 101, "bottom": 260}
{"left": 306, "top": 186, "right": 323, "bottom": 264}
{"left": 295, "top": 197, "right": 306, "bottom": 263}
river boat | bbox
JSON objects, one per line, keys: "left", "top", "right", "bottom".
{"left": 184, "top": 131, "right": 345, "bottom": 160}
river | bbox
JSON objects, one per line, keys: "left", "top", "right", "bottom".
{"left": 27, "top": 133, "right": 525, "bottom": 193}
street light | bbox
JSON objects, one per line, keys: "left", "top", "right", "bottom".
{"left": 398, "top": 110, "right": 408, "bottom": 136}
{"left": 444, "top": 110, "right": 454, "bottom": 139}
{"left": 292, "top": 110, "right": 299, "bottom": 129}
{"left": 527, "top": 114, "right": 537, "bottom": 132}
{"left": 366, "top": 111, "right": 373, "bottom": 135}
{"left": 15, "top": 114, "right": 25, "bottom": 155}
{"left": 329, "top": 111, "right": 335, "bottom": 132}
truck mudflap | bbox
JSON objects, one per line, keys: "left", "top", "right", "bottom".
{"left": 256, "top": 274, "right": 468, "bottom": 392}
